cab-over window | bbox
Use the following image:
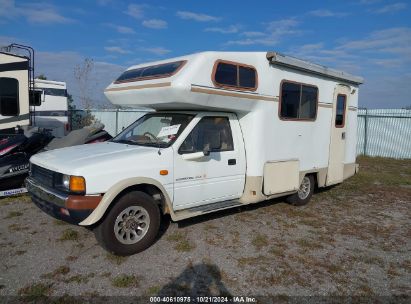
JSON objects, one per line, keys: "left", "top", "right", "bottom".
{"left": 213, "top": 60, "right": 257, "bottom": 91}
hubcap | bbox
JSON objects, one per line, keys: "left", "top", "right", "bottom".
{"left": 297, "top": 177, "right": 311, "bottom": 200}
{"left": 114, "top": 206, "right": 150, "bottom": 245}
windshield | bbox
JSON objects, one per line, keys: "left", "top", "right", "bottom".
{"left": 112, "top": 113, "right": 195, "bottom": 148}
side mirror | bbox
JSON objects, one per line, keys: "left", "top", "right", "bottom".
{"left": 203, "top": 147, "right": 210, "bottom": 156}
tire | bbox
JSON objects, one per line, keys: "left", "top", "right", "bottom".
{"left": 93, "top": 191, "right": 161, "bottom": 256}
{"left": 286, "top": 175, "right": 315, "bottom": 206}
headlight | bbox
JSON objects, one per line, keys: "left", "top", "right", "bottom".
{"left": 55, "top": 174, "right": 86, "bottom": 194}
{"left": 62, "top": 174, "right": 70, "bottom": 190}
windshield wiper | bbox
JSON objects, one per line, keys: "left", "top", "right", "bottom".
{"left": 112, "top": 139, "right": 140, "bottom": 145}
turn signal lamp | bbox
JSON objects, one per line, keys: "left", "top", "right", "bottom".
{"left": 70, "top": 176, "right": 86, "bottom": 193}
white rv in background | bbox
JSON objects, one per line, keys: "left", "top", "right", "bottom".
{"left": 27, "top": 51, "right": 363, "bottom": 255}
{"left": 0, "top": 48, "right": 31, "bottom": 133}
{"left": 32, "top": 79, "right": 69, "bottom": 137}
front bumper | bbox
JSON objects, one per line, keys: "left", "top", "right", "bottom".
{"left": 25, "top": 177, "right": 101, "bottom": 225}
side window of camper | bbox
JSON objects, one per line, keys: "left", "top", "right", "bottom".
{"left": 179, "top": 116, "right": 234, "bottom": 154}
{"left": 280, "top": 81, "right": 318, "bottom": 120}
{"left": 213, "top": 61, "right": 257, "bottom": 90}
{"left": 335, "top": 94, "right": 347, "bottom": 127}
{"left": 0, "top": 77, "right": 19, "bottom": 116}
{"left": 115, "top": 60, "right": 186, "bottom": 84}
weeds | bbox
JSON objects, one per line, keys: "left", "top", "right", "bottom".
{"left": 111, "top": 274, "right": 139, "bottom": 288}
{"left": 59, "top": 229, "right": 79, "bottom": 241}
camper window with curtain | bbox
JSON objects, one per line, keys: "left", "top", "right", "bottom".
{"left": 213, "top": 61, "right": 257, "bottom": 91}
{"left": 280, "top": 81, "right": 318, "bottom": 120}
{"left": 0, "top": 77, "right": 19, "bottom": 116}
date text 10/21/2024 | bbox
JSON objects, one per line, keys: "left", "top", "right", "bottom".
{"left": 149, "top": 297, "right": 257, "bottom": 303}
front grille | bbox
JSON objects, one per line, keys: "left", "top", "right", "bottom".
{"left": 31, "top": 164, "right": 55, "bottom": 188}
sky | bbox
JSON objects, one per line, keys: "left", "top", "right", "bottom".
{"left": 1, "top": 0, "right": 410, "bottom": 109}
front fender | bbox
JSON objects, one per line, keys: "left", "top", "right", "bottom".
{"left": 78, "top": 177, "right": 173, "bottom": 226}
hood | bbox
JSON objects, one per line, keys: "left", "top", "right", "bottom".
{"left": 30, "top": 142, "right": 156, "bottom": 174}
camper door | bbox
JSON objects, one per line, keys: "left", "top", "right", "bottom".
{"left": 327, "top": 84, "right": 350, "bottom": 185}
{"left": 0, "top": 53, "right": 30, "bottom": 131}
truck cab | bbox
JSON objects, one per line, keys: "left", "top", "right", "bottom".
{"left": 26, "top": 110, "right": 246, "bottom": 255}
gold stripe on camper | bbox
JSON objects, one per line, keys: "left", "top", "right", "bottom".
{"left": 318, "top": 103, "right": 333, "bottom": 108}
{"left": 348, "top": 106, "right": 358, "bottom": 111}
{"left": 191, "top": 86, "right": 277, "bottom": 102}
{"left": 105, "top": 82, "right": 171, "bottom": 92}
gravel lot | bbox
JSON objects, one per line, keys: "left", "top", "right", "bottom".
{"left": 0, "top": 156, "right": 410, "bottom": 301}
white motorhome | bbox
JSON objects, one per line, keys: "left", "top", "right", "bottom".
{"left": 0, "top": 47, "right": 31, "bottom": 133}
{"left": 32, "top": 79, "right": 69, "bottom": 137}
{"left": 27, "top": 51, "right": 363, "bottom": 255}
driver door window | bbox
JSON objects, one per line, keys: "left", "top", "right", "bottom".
{"left": 179, "top": 116, "right": 234, "bottom": 154}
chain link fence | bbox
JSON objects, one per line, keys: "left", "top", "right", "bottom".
{"left": 357, "top": 109, "right": 411, "bottom": 159}
{"left": 70, "top": 108, "right": 411, "bottom": 159}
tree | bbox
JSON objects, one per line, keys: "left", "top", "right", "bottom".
{"left": 73, "top": 58, "right": 96, "bottom": 128}
{"left": 36, "top": 74, "right": 47, "bottom": 80}
{"left": 74, "top": 58, "right": 95, "bottom": 109}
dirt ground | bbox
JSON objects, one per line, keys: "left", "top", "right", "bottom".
{"left": 0, "top": 156, "right": 410, "bottom": 302}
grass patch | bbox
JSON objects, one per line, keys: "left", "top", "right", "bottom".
{"left": 167, "top": 231, "right": 195, "bottom": 252}
{"left": 166, "top": 232, "right": 185, "bottom": 242}
{"left": 174, "top": 239, "right": 195, "bottom": 252}
{"left": 251, "top": 234, "right": 269, "bottom": 250}
{"left": 146, "top": 285, "right": 161, "bottom": 296}
{"left": 106, "top": 253, "right": 127, "bottom": 265}
{"left": 59, "top": 229, "right": 79, "bottom": 241}
{"left": 269, "top": 246, "right": 286, "bottom": 258}
{"left": 18, "top": 283, "right": 52, "bottom": 300}
{"left": 111, "top": 274, "right": 139, "bottom": 288}
{"left": 8, "top": 223, "right": 26, "bottom": 231}
{"left": 295, "top": 238, "right": 324, "bottom": 250}
{"left": 41, "top": 266, "right": 70, "bottom": 279}
{"left": 65, "top": 256, "right": 78, "bottom": 262}
{"left": 237, "top": 255, "right": 270, "bottom": 267}
{"left": 4, "top": 211, "right": 23, "bottom": 219}
{"left": 0, "top": 194, "right": 31, "bottom": 206}
{"left": 203, "top": 223, "right": 218, "bottom": 231}
{"left": 53, "top": 219, "right": 68, "bottom": 226}
{"left": 64, "top": 273, "right": 95, "bottom": 284}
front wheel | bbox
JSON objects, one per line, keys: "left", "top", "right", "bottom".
{"left": 286, "top": 175, "right": 315, "bottom": 206}
{"left": 93, "top": 191, "right": 161, "bottom": 256}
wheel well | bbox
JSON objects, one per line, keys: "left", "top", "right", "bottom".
{"left": 113, "top": 184, "right": 168, "bottom": 214}
{"left": 311, "top": 172, "right": 319, "bottom": 188}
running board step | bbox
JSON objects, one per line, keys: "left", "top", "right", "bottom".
{"left": 173, "top": 199, "right": 244, "bottom": 221}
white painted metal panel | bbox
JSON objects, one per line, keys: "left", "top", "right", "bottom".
{"left": 263, "top": 159, "right": 299, "bottom": 195}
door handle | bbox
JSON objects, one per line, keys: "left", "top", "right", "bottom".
{"left": 228, "top": 159, "right": 236, "bottom": 165}
{"left": 342, "top": 132, "right": 346, "bottom": 140}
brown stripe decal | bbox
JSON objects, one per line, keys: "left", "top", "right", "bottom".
{"left": 66, "top": 195, "right": 102, "bottom": 210}
{"left": 191, "top": 86, "right": 277, "bottom": 101}
{"left": 348, "top": 106, "right": 357, "bottom": 111}
{"left": 318, "top": 103, "right": 333, "bottom": 108}
{"left": 105, "top": 82, "right": 171, "bottom": 92}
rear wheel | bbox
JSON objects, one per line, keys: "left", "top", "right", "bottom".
{"left": 286, "top": 175, "right": 315, "bottom": 206}
{"left": 93, "top": 191, "right": 161, "bottom": 256}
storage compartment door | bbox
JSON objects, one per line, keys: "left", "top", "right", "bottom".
{"left": 263, "top": 160, "right": 299, "bottom": 195}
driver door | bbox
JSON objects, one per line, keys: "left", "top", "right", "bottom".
{"left": 173, "top": 114, "right": 246, "bottom": 210}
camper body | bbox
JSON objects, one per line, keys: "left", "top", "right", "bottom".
{"left": 0, "top": 51, "right": 30, "bottom": 133}
{"left": 32, "top": 79, "right": 69, "bottom": 137}
{"left": 26, "top": 51, "right": 363, "bottom": 255}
